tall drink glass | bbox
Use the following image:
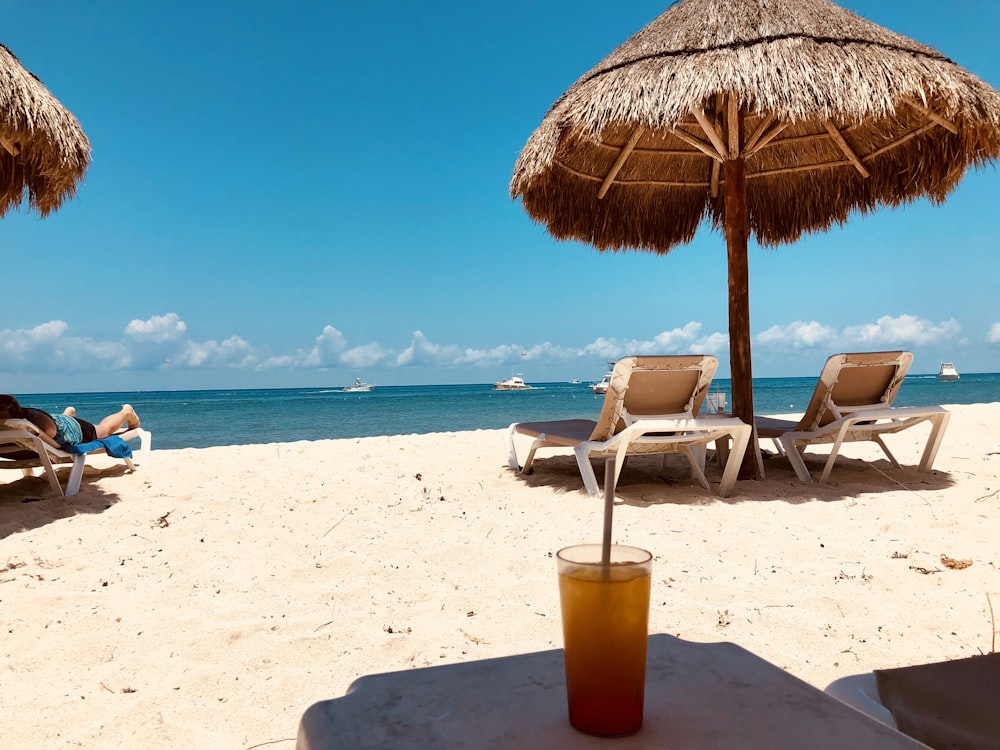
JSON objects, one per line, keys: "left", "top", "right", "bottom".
{"left": 557, "top": 544, "right": 652, "bottom": 736}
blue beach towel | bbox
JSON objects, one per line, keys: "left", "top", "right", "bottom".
{"left": 60, "top": 435, "right": 133, "bottom": 459}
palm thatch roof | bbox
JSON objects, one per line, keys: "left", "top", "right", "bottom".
{"left": 511, "top": 0, "right": 1000, "bottom": 252}
{"left": 0, "top": 43, "right": 90, "bottom": 218}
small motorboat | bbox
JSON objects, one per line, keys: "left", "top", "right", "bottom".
{"left": 493, "top": 373, "right": 533, "bottom": 390}
{"left": 590, "top": 363, "right": 614, "bottom": 394}
{"left": 937, "top": 362, "right": 959, "bottom": 381}
{"left": 343, "top": 377, "right": 375, "bottom": 393}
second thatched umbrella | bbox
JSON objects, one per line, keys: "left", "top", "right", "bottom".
{"left": 511, "top": 0, "right": 1000, "bottom": 478}
{"left": 0, "top": 42, "right": 90, "bottom": 218}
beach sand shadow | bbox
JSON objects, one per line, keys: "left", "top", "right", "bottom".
{"left": 0, "top": 466, "right": 125, "bottom": 540}
{"left": 515, "top": 451, "right": 955, "bottom": 507}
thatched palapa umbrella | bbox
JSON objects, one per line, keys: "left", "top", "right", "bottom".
{"left": 510, "top": 0, "right": 1000, "bottom": 478}
{"left": 0, "top": 43, "right": 90, "bottom": 218}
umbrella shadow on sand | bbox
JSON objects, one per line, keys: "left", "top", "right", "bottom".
{"left": 0, "top": 468, "right": 125, "bottom": 540}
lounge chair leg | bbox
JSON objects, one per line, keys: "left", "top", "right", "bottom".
{"left": 819, "top": 423, "right": 855, "bottom": 482}
{"left": 681, "top": 445, "right": 711, "bottom": 492}
{"left": 136, "top": 429, "right": 152, "bottom": 467}
{"left": 872, "top": 436, "right": 901, "bottom": 470}
{"left": 917, "top": 412, "right": 950, "bottom": 472}
{"left": 718, "top": 425, "right": 751, "bottom": 497}
{"left": 31, "top": 437, "right": 65, "bottom": 496}
{"left": 780, "top": 434, "right": 814, "bottom": 482}
{"left": 770, "top": 438, "right": 787, "bottom": 458}
{"left": 65, "top": 455, "right": 85, "bottom": 497}
{"left": 751, "top": 425, "right": 766, "bottom": 479}
{"left": 657, "top": 454, "right": 668, "bottom": 478}
{"left": 504, "top": 425, "right": 521, "bottom": 471}
{"left": 574, "top": 445, "right": 601, "bottom": 496}
{"left": 521, "top": 440, "right": 545, "bottom": 476}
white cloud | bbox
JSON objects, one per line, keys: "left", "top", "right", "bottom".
{"left": 341, "top": 342, "right": 388, "bottom": 368}
{"left": 0, "top": 320, "right": 70, "bottom": 358}
{"left": 842, "top": 314, "right": 960, "bottom": 346}
{"left": 294, "top": 326, "right": 350, "bottom": 367}
{"left": 174, "top": 336, "right": 257, "bottom": 369}
{"left": 125, "top": 313, "right": 187, "bottom": 343}
{"left": 755, "top": 315, "right": 961, "bottom": 352}
{"left": 0, "top": 320, "right": 128, "bottom": 371}
{"left": 396, "top": 331, "right": 457, "bottom": 366}
{"left": 258, "top": 325, "right": 388, "bottom": 370}
{"left": 456, "top": 343, "right": 525, "bottom": 366}
{"left": 0, "top": 312, "right": 984, "bottom": 382}
{"left": 989, "top": 322, "right": 1000, "bottom": 343}
{"left": 29, "top": 320, "right": 70, "bottom": 342}
{"left": 625, "top": 322, "right": 727, "bottom": 354}
{"left": 580, "top": 337, "right": 622, "bottom": 360}
{"left": 698, "top": 331, "right": 729, "bottom": 352}
{"left": 257, "top": 354, "right": 297, "bottom": 369}
{"left": 577, "top": 323, "right": 726, "bottom": 360}
{"left": 315, "top": 325, "right": 348, "bottom": 354}
{"left": 756, "top": 321, "right": 838, "bottom": 349}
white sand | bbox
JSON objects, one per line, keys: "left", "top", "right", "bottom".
{"left": 1, "top": 403, "right": 997, "bottom": 749}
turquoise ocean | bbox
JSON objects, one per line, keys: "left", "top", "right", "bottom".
{"left": 14, "top": 372, "right": 1000, "bottom": 451}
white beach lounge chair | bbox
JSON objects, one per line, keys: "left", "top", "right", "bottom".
{"left": 755, "top": 351, "right": 950, "bottom": 482}
{"left": 0, "top": 417, "right": 151, "bottom": 497}
{"left": 505, "top": 355, "right": 752, "bottom": 497}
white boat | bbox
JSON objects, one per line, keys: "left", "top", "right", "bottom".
{"left": 589, "top": 363, "right": 614, "bottom": 394}
{"left": 937, "top": 362, "right": 959, "bottom": 381}
{"left": 343, "top": 378, "right": 374, "bottom": 393}
{"left": 493, "top": 373, "right": 533, "bottom": 390}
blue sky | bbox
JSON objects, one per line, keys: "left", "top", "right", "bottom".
{"left": 2, "top": 0, "right": 999, "bottom": 393}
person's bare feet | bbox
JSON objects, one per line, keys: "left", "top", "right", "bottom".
{"left": 63, "top": 406, "right": 76, "bottom": 417}
{"left": 122, "top": 404, "right": 140, "bottom": 429}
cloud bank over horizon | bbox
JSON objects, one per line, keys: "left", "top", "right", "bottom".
{"left": 0, "top": 312, "right": 990, "bottom": 382}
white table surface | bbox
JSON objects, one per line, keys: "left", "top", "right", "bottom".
{"left": 296, "top": 634, "right": 929, "bottom": 749}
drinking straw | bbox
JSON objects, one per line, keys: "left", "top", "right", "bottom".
{"left": 601, "top": 458, "right": 614, "bottom": 566}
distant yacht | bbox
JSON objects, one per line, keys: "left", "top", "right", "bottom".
{"left": 937, "top": 362, "right": 959, "bottom": 382}
{"left": 590, "top": 362, "right": 615, "bottom": 394}
{"left": 343, "top": 377, "right": 374, "bottom": 393}
{"left": 494, "top": 373, "right": 533, "bottom": 390}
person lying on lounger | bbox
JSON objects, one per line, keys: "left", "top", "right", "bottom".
{"left": 0, "top": 395, "right": 141, "bottom": 447}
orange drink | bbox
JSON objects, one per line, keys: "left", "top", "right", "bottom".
{"left": 557, "top": 544, "right": 652, "bottom": 736}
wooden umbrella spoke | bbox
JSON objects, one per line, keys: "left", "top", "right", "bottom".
{"left": 744, "top": 112, "right": 777, "bottom": 153}
{"left": 864, "top": 122, "right": 938, "bottom": 161}
{"left": 727, "top": 96, "right": 741, "bottom": 158}
{"left": 823, "top": 120, "right": 871, "bottom": 178}
{"left": 693, "top": 107, "right": 730, "bottom": 160}
{"left": 554, "top": 159, "right": 709, "bottom": 187}
{"left": 598, "top": 127, "right": 644, "bottom": 199}
{"left": 669, "top": 126, "right": 724, "bottom": 162}
{"left": 744, "top": 120, "right": 790, "bottom": 158}
{"left": 903, "top": 97, "right": 958, "bottom": 134}
{"left": 0, "top": 135, "right": 21, "bottom": 156}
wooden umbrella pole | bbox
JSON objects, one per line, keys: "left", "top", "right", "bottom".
{"left": 723, "top": 100, "right": 760, "bottom": 480}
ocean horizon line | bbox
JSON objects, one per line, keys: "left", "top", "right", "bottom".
{"left": 14, "top": 369, "right": 1000, "bottom": 399}
{"left": 11, "top": 373, "right": 999, "bottom": 450}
